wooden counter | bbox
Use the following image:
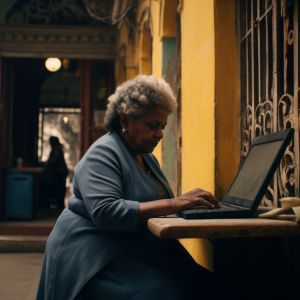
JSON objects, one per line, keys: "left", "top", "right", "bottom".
{"left": 147, "top": 216, "right": 300, "bottom": 239}
{"left": 148, "top": 216, "right": 300, "bottom": 300}
{"left": 7, "top": 167, "right": 44, "bottom": 173}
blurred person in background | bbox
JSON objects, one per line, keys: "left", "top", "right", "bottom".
{"left": 45, "top": 136, "right": 68, "bottom": 211}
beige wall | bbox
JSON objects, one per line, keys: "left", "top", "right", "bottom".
{"left": 215, "top": 0, "right": 240, "bottom": 198}
{"left": 150, "top": 0, "right": 163, "bottom": 78}
{"left": 150, "top": 0, "right": 163, "bottom": 161}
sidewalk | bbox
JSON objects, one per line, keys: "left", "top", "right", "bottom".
{"left": 0, "top": 253, "right": 43, "bottom": 300}
{"left": 0, "top": 210, "right": 57, "bottom": 299}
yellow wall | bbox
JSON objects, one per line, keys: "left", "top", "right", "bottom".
{"left": 180, "top": 0, "right": 215, "bottom": 271}
{"left": 181, "top": 0, "right": 215, "bottom": 192}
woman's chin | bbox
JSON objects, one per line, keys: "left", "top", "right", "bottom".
{"left": 141, "top": 145, "right": 156, "bottom": 153}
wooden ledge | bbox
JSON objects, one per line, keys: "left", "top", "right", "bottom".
{"left": 7, "top": 167, "right": 44, "bottom": 173}
{"left": 147, "top": 217, "right": 300, "bottom": 239}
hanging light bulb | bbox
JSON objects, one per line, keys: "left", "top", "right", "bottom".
{"left": 45, "top": 57, "right": 62, "bottom": 72}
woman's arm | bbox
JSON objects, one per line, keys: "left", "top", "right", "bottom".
{"left": 138, "top": 188, "right": 219, "bottom": 223}
{"left": 75, "top": 136, "right": 218, "bottom": 230}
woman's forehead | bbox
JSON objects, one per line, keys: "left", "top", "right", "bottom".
{"left": 144, "top": 105, "right": 169, "bottom": 115}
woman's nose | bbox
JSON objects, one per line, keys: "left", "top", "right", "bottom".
{"left": 155, "top": 128, "right": 163, "bottom": 139}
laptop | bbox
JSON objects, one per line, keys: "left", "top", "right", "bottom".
{"left": 177, "top": 128, "right": 294, "bottom": 219}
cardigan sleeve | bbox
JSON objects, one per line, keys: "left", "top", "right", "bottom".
{"left": 73, "top": 141, "right": 139, "bottom": 231}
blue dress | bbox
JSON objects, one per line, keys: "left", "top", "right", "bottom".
{"left": 36, "top": 131, "right": 211, "bottom": 300}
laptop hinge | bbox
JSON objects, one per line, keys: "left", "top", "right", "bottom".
{"left": 222, "top": 202, "right": 246, "bottom": 209}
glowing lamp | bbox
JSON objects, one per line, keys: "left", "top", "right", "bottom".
{"left": 45, "top": 57, "right": 62, "bottom": 72}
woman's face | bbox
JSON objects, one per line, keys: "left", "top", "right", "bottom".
{"left": 122, "top": 106, "right": 169, "bottom": 154}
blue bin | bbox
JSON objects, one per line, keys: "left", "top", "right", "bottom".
{"left": 4, "top": 171, "right": 34, "bottom": 219}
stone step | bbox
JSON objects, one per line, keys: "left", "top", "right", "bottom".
{"left": 0, "top": 223, "right": 53, "bottom": 236}
{"left": 0, "top": 235, "right": 47, "bottom": 253}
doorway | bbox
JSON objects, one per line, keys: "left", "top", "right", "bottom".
{"left": 0, "top": 57, "right": 114, "bottom": 219}
{"left": 9, "top": 58, "right": 82, "bottom": 215}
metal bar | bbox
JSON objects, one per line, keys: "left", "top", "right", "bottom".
{"left": 240, "top": 5, "right": 273, "bottom": 42}
{"left": 246, "top": 1, "right": 250, "bottom": 111}
{"left": 293, "top": 0, "right": 299, "bottom": 196}
{"left": 283, "top": 0, "right": 288, "bottom": 94}
{"left": 251, "top": 0, "right": 256, "bottom": 136}
{"left": 266, "top": 0, "right": 269, "bottom": 100}
{"left": 272, "top": 0, "right": 278, "bottom": 132}
{"left": 246, "top": 38, "right": 249, "bottom": 108}
{"left": 272, "top": 0, "right": 279, "bottom": 205}
{"left": 257, "top": 0, "right": 261, "bottom": 103}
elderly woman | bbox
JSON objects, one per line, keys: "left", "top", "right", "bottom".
{"left": 36, "top": 75, "right": 218, "bottom": 300}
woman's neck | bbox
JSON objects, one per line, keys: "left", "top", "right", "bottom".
{"left": 133, "top": 153, "right": 145, "bottom": 171}
{"left": 116, "top": 129, "right": 145, "bottom": 170}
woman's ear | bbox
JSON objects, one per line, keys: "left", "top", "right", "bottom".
{"left": 119, "top": 113, "right": 128, "bottom": 130}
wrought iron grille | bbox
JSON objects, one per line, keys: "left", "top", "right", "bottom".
{"left": 239, "top": 0, "right": 299, "bottom": 207}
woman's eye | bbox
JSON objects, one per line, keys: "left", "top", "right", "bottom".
{"left": 147, "top": 123, "right": 159, "bottom": 129}
{"left": 147, "top": 123, "right": 166, "bottom": 130}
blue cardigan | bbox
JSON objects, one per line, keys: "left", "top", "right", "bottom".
{"left": 36, "top": 131, "right": 174, "bottom": 300}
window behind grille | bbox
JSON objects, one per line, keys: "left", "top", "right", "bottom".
{"left": 238, "top": 0, "right": 299, "bottom": 207}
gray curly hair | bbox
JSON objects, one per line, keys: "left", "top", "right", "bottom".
{"left": 104, "top": 75, "right": 177, "bottom": 130}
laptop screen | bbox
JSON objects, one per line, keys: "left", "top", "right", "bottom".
{"left": 225, "top": 140, "right": 283, "bottom": 206}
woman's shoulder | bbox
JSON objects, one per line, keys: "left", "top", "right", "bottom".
{"left": 76, "top": 131, "right": 129, "bottom": 169}
{"left": 85, "top": 131, "right": 122, "bottom": 155}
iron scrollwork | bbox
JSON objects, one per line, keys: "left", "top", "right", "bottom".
{"left": 240, "top": 0, "right": 299, "bottom": 207}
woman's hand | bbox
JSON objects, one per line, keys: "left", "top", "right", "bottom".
{"left": 170, "top": 188, "right": 219, "bottom": 213}
{"left": 138, "top": 188, "right": 219, "bottom": 222}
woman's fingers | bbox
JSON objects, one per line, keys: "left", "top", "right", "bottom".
{"left": 197, "top": 197, "right": 217, "bottom": 208}
{"left": 178, "top": 188, "right": 220, "bottom": 210}
{"left": 199, "top": 191, "right": 219, "bottom": 207}
{"left": 186, "top": 189, "right": 219, "bottom": 208}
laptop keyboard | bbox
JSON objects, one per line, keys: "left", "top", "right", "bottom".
{"left": 193, "top": 202, "right": 240, "bottom": 212}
